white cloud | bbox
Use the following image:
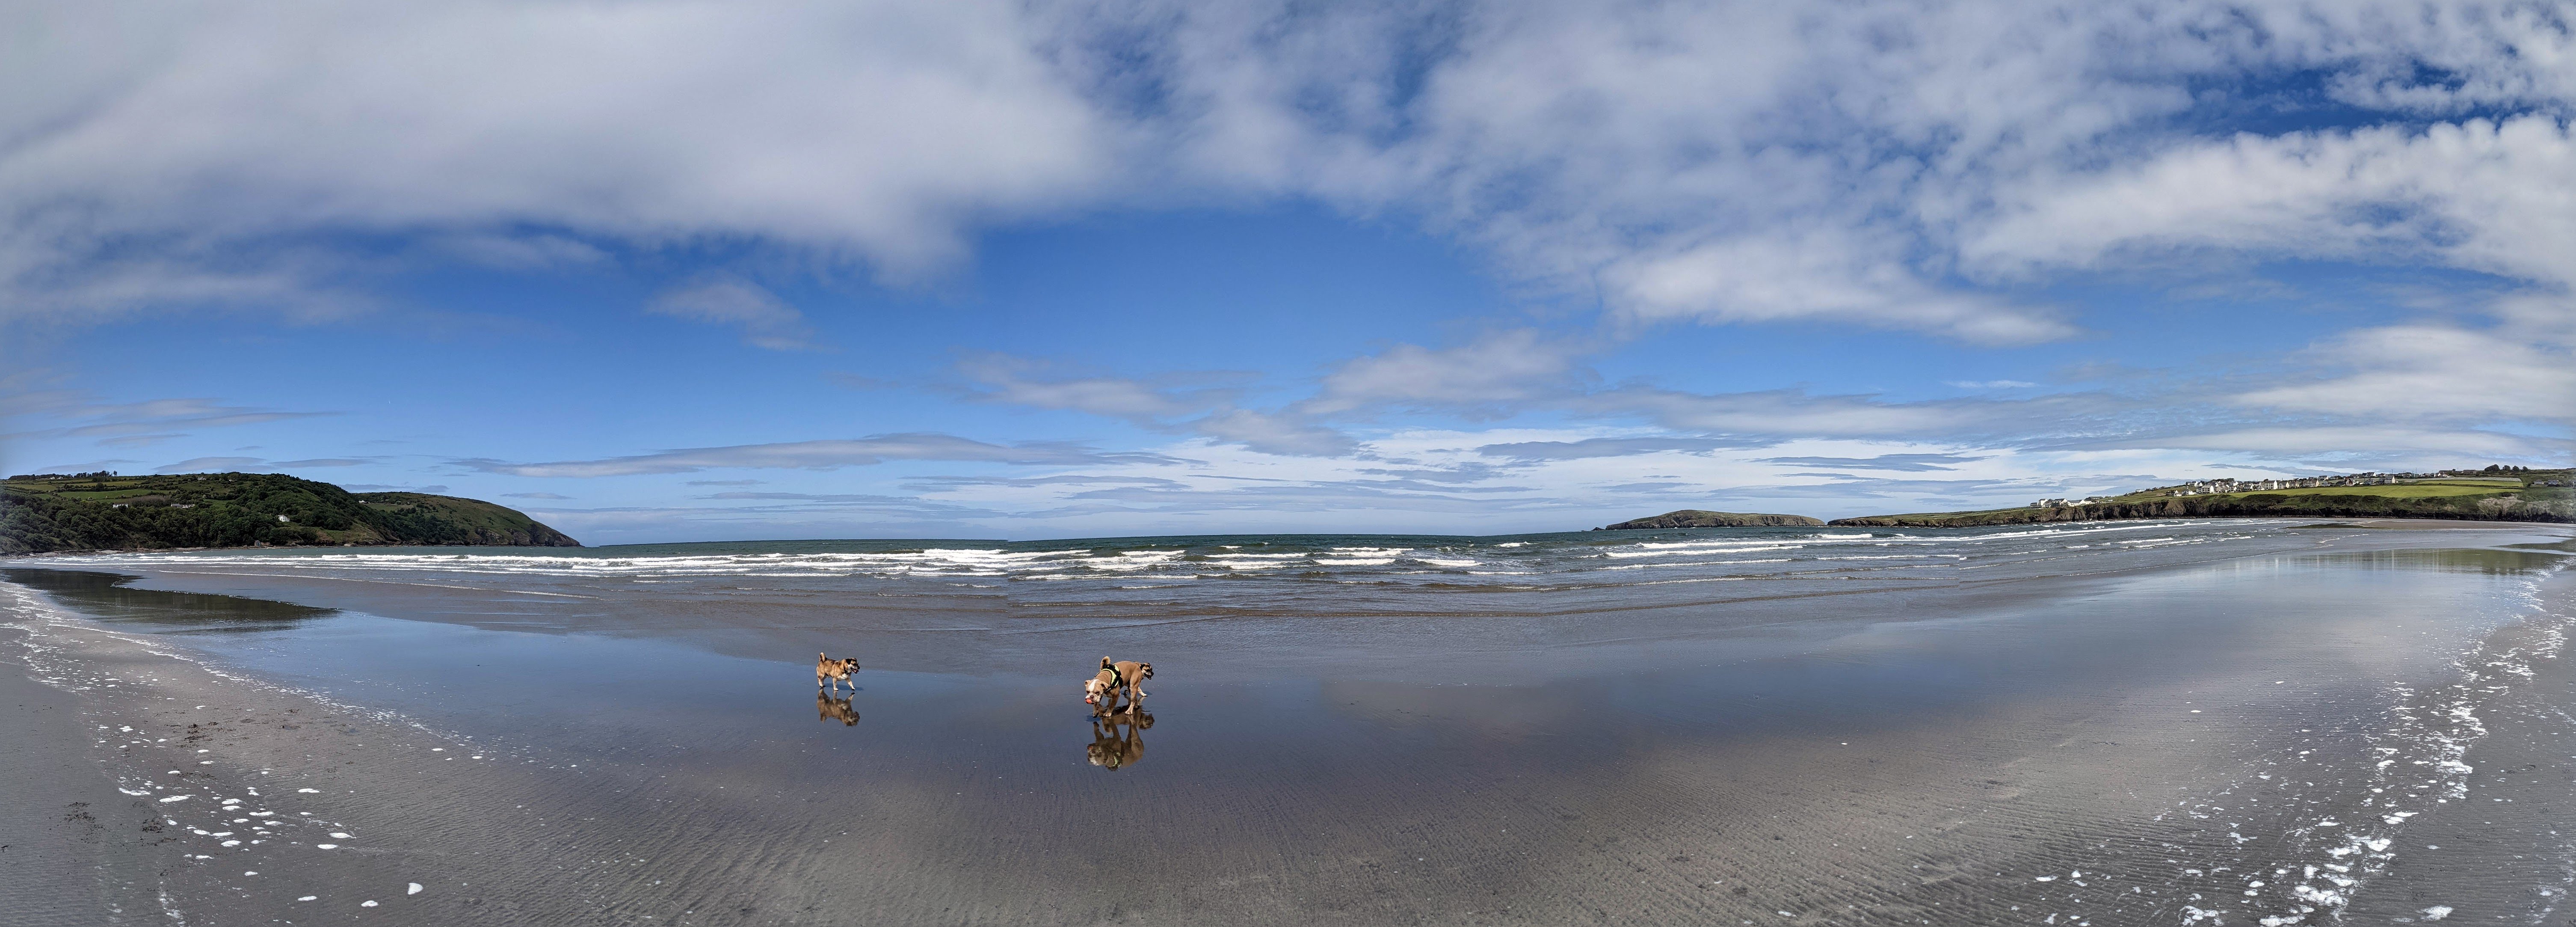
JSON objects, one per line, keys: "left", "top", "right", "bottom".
{"left": 153, "top": 456, "right": 263, "bottom": 473}
{"left": 1475, "top": 437, "right": 1762, "bottom": 461}
{"left": 0, "top": 394, "right": 334, "bottom": 443}
{"left": 1579, "top": 387, "right": 2025, "bottom": 440}
{"left": 2237, "top": 321, "right": 2576, "bottom": 423}
{"left": 954, "top": 354, "right": 1229, "bottom": 419}
{"left": 3, "top": 0, "right": 1111, "bottom": 320}
{"left": 1307, "top": 330, "right": 1587, "bottom": 414}
{"left": 453, "top": 433, "right": 1177, "bottom": 478}
{"left": 1601, "top": 234, "right": 2075, "bottom": 345}
{"left": 1756, "top": 453, "right": 1990, "bottom": 472}
{"left": 1187, "top": 408, "right": 1357, "bottom": 457}
{"left": 1109, "top": 0, "right": 2576, "bottom": 342}
{"left": 153, "top": 455, "right": 372, "bottom": 474}
{"left": 646, "top": 277, "right": 820, "bottom": 351}
{"left": 954, "top": 354, "right": 1354, "bottom": 456}
{"left": 14, "top": 0, "right": 2576, "bottom": 350}
{"left": 1964, "top": 117, "right": 2576, "bottom": 288}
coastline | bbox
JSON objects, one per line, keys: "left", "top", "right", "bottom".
{"left": 15, "top": 514, "right": 2567, "bottom": 558}
{"left": 3, "top": 522, "right": 2570, "bottom": 924}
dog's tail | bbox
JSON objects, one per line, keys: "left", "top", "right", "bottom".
{"left": 1101, "top": 656, "right": 1113, "bottom": 669}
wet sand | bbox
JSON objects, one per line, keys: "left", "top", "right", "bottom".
{"left": 0, "top": 621, "right": 159, "bottom": 927}
{"left": 3, "top": 523, "right": 2573, "bottom": 925}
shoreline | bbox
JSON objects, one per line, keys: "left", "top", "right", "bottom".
{"left": 5, "top": 514, "right": 2567, "bottom": 557}
{"left": 4, "top": 522, "right": 2571, "bottom": 924}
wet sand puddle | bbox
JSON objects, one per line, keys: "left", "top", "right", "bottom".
{"left": 3, "top": 523, "right": 2572, "bottom": 925}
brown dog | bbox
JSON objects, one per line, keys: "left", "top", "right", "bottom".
{"left": 815, "top": 652, "right": 861, "bottom": 693}
{"left": 1083, "top": 657, "right": 1153, "bottom": 712}
{"left": 816, "top": 691, "right": 859, "bottom": 726}
{"left": 1085, "top": 708, "right": 1152, "bottom": 770}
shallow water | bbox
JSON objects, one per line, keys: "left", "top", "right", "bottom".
{"left": 6, "top": 520, "right": 2573, "bottom": 925}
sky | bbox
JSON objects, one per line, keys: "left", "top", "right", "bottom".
{"left": 4, "top": 0, "right": 2573, "bottom": 544}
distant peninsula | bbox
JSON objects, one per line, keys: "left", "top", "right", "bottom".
{"left": 1596, "top": 510, "right": 1826, "bottom": 530}
{"left": 0, "top": 471, "right": 581, "bottom": 554}
{"left": 1827, "top": 467, "right": 2572, "bottom": 528}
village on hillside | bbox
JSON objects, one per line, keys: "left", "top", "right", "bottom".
{"left": 2025, "top": 467, "right": 2544, "bottom": 509}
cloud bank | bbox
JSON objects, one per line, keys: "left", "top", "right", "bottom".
{"left": 11, "top": 0, "right": 2572, "bottom": 536}
{"left": 11, "top": 0, "right": 2573, "bottom": 342}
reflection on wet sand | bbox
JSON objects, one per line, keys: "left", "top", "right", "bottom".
{"left": 2304, "top": 546, "right": 2570, "bottom": 575}
{"left": 816, "top": 691, "right": 859, "bottom": 726}
{"left": 0, "top": 567, "right": 332, "bottom": 632}
{"left": 1087, "top": 708, "right": 1152, "bottom": 770}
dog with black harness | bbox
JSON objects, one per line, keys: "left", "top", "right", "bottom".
{"left": 1083, "top": 657, "right": 1152, "bottom": 713}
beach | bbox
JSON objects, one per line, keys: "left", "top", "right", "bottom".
{"left": 3, "top": 519, "right": 2572, "bottom": 925}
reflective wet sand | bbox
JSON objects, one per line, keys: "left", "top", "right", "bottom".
{"left": 3, "top": 521, "right": 2571, "bottom": 925}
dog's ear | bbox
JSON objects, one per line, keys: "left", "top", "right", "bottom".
{"left": 1101, "top": 656, "right": 1113, "bottom": 669}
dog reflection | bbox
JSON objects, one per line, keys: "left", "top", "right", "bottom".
{"left": 816, "top": 691, "right": 860, "bottom": 726}
{"left": 1086, "top": 708, "right": 1152, "bottom": 771}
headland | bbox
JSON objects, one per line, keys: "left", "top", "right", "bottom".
{"left": 0, "top": 471, "right": 580, "bottom": 554}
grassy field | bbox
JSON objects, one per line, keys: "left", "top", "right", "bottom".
{"left": 6, "top": 475, "right": 191, "bottom": 500}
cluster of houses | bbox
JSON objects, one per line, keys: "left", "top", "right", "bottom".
{"left": 2028, "top": 496, "right": 2113, "bottom": 508}
{"left": 2163, "top": 472, "right": 2408, "bottom": 496}
{"left": 2028, "top": 471, "right": 2417, "bottom": 508}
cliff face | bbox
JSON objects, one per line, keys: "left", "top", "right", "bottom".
{"left": 1829, "top": 488, "right": 2573, "bottom": 528}
{"left": 1599, "top": 510, "right": 1826, "bottom": 530}
{"left": 346, "top": 492, "right": 583, "bottom": 547}
{"left": 0, "top": 472, "right": 582, "bottom": 554}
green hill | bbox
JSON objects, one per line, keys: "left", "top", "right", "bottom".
{"left": 0, "top": 471, "right": 581, "bottom": 554}
{"left": 1597, "top": 510, "right": 1825, "bottom": 529}
{"left": 1829, "top": 469, "right": 2574, "bottom": 528}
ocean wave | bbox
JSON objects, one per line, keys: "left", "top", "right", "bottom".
{"left": 13, "top": 520, "right": 2318, "bottom": 592}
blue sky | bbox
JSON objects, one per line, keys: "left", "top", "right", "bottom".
{"left": 6, "top": 1, "right": 2572, "bottom": 544}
